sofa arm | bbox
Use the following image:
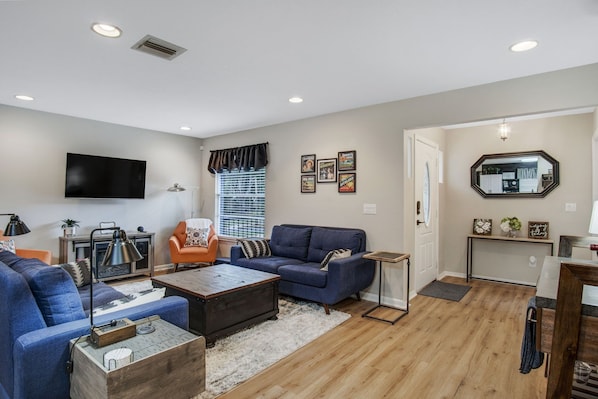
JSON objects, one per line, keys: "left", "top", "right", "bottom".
{"left": 15, "top": 248, "right": 52, "bottom": 265}
{"left": 12, "top": 296, "right": 188, "bottom": 399}
{"left": 230, "top": 245, "right": 246, "bottom": 264}
{"left": 325, "top": 252, "right": 376, "bottom": 300}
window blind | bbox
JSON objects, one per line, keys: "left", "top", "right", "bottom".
{"left": 216, "top": 168, "right": 266, "bottom": 238}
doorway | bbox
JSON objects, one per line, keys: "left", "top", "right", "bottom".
{"left": 413, "top": 136, "right": 439, "bottom": 291}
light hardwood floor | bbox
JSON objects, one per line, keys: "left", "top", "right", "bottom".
{"left": 217, "top": 276, "right": 548, "bottom": 398}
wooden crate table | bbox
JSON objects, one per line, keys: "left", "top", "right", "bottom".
{"left": 70, "top": 317, "right": 205, "bottom": 399}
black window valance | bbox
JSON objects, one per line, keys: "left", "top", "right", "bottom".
{"left": 208, "top": 142, "right": 268, "bottom": 174}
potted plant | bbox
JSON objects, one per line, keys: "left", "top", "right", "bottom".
{"left": 500, "top": 216, "right": 522, "bottom": 237}
{"left": 61, "top": 219, "right": 80, "bottom": 237}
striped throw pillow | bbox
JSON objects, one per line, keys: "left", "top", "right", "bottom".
{"left": 240, "top": 239, "right": 271, "bottom": 259}
{"left": 320, "top": 249, "right": 352, "bottom": 271}
{"left": 54, "top": 258, "right": 93, "bottom": 287}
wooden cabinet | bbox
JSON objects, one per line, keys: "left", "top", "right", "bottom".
{"left": 59, "top": 232, "right": 154, "bottom": 281}
{"left": 70, "top": 317, "right": 205, "bottom": 399}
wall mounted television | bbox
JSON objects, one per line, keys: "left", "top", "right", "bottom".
{"left": 65, "top": 153, "right": 146, "bottom": 199}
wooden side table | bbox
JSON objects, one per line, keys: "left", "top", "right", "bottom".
{"left": 362, "top": 251, "right": 411, "bottom": 324}
{"left": 70, "top": 317, "right": 205, "bottom": 399}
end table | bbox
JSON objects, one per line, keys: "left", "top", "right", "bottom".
{"left": 362, "top": 251, "right": 410, "bottom": 324}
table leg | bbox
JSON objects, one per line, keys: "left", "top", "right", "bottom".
{"left": 362, "top": 259, "right": 409, "bottom": 324}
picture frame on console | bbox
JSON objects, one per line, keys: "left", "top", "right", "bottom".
{"left": 317, "top": 158, "right": 337, "bottom": 183}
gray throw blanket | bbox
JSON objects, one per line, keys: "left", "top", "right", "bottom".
{"left": 519, "top": 296, "right": 544, "bottom": 374}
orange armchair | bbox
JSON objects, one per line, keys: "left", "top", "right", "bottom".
{"left": 0, "top": 235, "right": 52, "bottom": 264}
{"left": 168, "top": 219, "right": 218, "bottom": 271}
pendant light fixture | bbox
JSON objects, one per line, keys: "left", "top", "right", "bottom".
{"left": 499, "top": 119, "right": 511, "bottom": 141}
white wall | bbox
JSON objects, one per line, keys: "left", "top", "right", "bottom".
{"left": 443, "top": 113, "right": 594, "bottom": 284}
{"left": 2, "top": 63, "right": 598, "bottom": 304}
{"left": 0, "top": 105, "right": 203, "bottom": 265}
{"left": 201, "top": 63, "right": 598, "bottom": 304}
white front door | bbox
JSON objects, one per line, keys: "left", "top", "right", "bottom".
{"left": 414, "top": 137, "right": 439, "bottom": 291}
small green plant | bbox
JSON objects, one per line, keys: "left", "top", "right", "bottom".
{"left": 500, "top": 216, "right": 521, "bottom": 232}
{"left": 60, "top": 219, "right": 80, "bottom": 228}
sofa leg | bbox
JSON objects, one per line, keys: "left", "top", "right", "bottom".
{"left": 323, "top": 304, "right": 330, "bottom": 315}
{"left": 173, "top": 263, "right": 178, "bottom": 272}
{"left": 355, "top": 292, "right": 361, "bottom": 301}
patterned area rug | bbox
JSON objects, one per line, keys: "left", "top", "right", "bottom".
{"left": 111, "top": 280, "right": 351, "bottom": 399}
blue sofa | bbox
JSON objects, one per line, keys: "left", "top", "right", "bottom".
{"left": 231, "top": 224, "right": 376, "bottom": 313}
{"left": 0, "top": 250, "right": 189, "bottom": 399}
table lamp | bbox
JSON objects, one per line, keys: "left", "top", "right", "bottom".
{"left": 89, "top": 227, "right": 143, "bottom": 346}
{"left": 1, "top": 213, "right": 31, "bottom": 236}
{"left": 589, "top": 200, "right": 598, "bottom": 253}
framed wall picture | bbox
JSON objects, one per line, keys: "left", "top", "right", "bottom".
{"left": 317, "top": 158, "right": 337, "bottom": 183}
{"left": 301, "top": 154, "right": 316, "bottom": 173}
{"left": 338, "top": 150, "right": 356, "bottom": 171}
{"left": 528, "top": 221, "right": 549, "bottom": 239}
{"left": 301, "top": 175, "right": 316, "bottom": 193}
{"left": 338, "top": 173, "right": 356, "bottom": 193}
{"left": 472, "top": 219, "right": 492, "bottom": 235}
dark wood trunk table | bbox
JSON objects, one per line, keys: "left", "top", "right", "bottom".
{"left": 151, "top": 264, "right": 280, "bottom": 346}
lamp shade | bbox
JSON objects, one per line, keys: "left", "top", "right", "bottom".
{"left": 589, "top": 201, "right": 598, "bottom": 234}
{"left": 102, "top": 230, "right": 143, "bottom": 266}
{"left": 3, "top": 214, "right": 31, "bottom": 236}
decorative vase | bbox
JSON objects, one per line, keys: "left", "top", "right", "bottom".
{"left": 63, "top": 226, "right": 77, "bottom": 237}
{"left": 507, "top": 229, "right": 518, "bottom": 238}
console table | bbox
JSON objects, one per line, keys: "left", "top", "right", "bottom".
{"left": 466, "top": 234, "right": 554, "bottom": 284}
{"left": 362, "top": 251, "right": 410, "bottom": 324}
{"left": 70, "top": 317, "right": 205, "bottom": 399}
{"left": 59, "top": 232, "right": 155, "bottom": 281}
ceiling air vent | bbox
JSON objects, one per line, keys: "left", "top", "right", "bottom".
{"left": 131, "top": 35, "right": 187, "bottom": 61}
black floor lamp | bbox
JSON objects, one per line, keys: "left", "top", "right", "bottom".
{"left": 1, "top": 213, "right": 31, "bottom": 236}
{"left": 89, "top": 227, "right": 143, "bottom": 346}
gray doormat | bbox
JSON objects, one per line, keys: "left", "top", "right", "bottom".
{"left": 419, "top": 280, "right": 471, "bottom": 302}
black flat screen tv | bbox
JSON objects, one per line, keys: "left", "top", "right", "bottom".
{"left": 65, "top": 153, "right": 146, "bottom": 199}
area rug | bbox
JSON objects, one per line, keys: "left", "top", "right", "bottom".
{"left": 419, "top": 280, "right": 471, "bottom": 302}
{"left": 111, "top": 280, "right": 351, "bottom": 399}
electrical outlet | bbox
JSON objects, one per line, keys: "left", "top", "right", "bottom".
{"left": 565, "top": 203, "right": 577, "bottom": 212}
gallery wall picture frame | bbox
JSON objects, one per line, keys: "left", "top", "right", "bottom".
{"left": 301, "top": 154, "right": 316, "bottom": 173}
{"left": 338, "top": 150, "right": 356, "bottom": 171}
{"left": 338, "top": 172, "right": 356, "bottom": 193}
{"left": 528, "top": 221, "right": 549, "bottom": 239}
{"left": 472, "top": 219, "right": 492, "bottom": 235}
{"left": 317, "top": 158, "right": 337, "bottom": 183}
{"left": 301, "top": 174, "right": 316, "bottom": 193}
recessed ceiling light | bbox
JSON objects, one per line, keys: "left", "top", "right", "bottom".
{"left": 180, "top": 126, "right": 192, "bottom": 131}
{"left": 91, "top": 23, "right": 122, "bottom": 38}
{"left": 289, "top": 97, "right": 303, "bottom": 104}
{"left": 509, "top": 40, "right": 538, "bottom": 52}
{"left": 15, "top": 95, "right": 34, "bottom": 101}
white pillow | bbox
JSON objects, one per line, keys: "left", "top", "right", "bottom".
{"left": 0, "top": 240, "right": 16, "bottom": 253}
{"left": 320, "top": 249, "right": 352, "bottom": 271}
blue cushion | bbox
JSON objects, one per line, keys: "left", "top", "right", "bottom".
{"left": 307, "top": 227, "right": 365, "bottom": 263}
{"left": 278, "top": 263, "right": 328, "bottom": 288}
{"left": 269, "top": 226, "right": 313, "bottom": 261}
{"left": 235, "top": 256, "right": 304, "bottom": 274}
{"left": 10, "top": 257, "right": 86, "bottom": 326}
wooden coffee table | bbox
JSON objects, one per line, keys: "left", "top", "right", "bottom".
{"left": 151, "top": 264, "right": 280, "bottom": 345}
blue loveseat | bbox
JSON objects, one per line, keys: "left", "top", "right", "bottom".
{"left": 0, "top": 250, "right": 189, "bottom": 399}
{"left": 231, "top": 224, "right": 376, "bottom": 313}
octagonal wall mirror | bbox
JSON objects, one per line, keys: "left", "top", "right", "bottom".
{"left": 471, "top": 150, "right": 559, "bottom": 198}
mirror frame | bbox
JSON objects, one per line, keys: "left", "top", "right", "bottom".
{"left": 470, "top": 150, "right": 559, "bottom": 198}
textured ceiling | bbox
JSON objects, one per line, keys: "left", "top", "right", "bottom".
{"left": 1, "top": 0, "right": 597, "bottom": 138}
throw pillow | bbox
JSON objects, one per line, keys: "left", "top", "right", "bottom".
{"left": 320, "top": 249, "right": 352, "bottom": 271}
{"left": 185, "top": 227, "right": 209, "bottom": 247}
{"left": 53, "top": 258, "right": 93, "bottom": 288}
{"left": 0, "top": 239, "right": 16, "bottom": 253}
{"left": 240, "top": 239, "right": 271, "bottom": 259}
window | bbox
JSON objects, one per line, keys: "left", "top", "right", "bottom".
{"left": 216, "top": 168, "right": 266, "bottom": 238}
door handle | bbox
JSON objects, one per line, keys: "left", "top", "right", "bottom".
{"left": 417, "top": 219, "right": 425, "bottom": 226}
